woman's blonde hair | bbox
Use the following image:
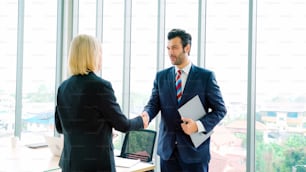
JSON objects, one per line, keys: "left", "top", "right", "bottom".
{"left": 68, "top": 34, "right": 102, "bottom": 75}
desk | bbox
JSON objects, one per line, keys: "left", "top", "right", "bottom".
{"left": 116, "top": 161, "right": 154, "bottom": 172}
{"left": 0, "top": 137, "right": 154, "bottom": 172}
{"left": 44, "top": 160, "right": 154, "bottom": 172}
{"left": 43, "top": 157, "right": 155, "bottom": 172}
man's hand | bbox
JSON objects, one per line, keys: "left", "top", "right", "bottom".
{"left": 141, "top": 111, "right": 150, "bottom": 129}
{"left": 181, "top": 117, "right": 198, "bottom": 135}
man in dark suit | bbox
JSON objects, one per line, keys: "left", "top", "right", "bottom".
{"left": 55, "top": 34, "right": 149, "bottom": 172}
{"left": 142, "top": 29, "right": 227, "bottom": 172}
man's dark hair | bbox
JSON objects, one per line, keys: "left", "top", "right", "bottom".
{"left": 167, "top": 29, "right": 192, "bottom": 49}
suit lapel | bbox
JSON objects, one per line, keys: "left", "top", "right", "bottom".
{"left": 168, "top": 67, "right": 178, "bottom": 105}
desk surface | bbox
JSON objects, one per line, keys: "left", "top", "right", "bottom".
{"left": 0, "top": 137, "right": 154, "bottom": 172}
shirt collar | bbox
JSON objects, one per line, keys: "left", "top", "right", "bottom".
{"left": 175, "top": 61, "right": 192, "bottom": 75}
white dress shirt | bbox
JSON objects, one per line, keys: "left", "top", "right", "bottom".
{"left": 175, "top": 62, "right": 206, "bottom": 133}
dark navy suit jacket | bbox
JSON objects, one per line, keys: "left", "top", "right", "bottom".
{"left": 55, "top": 72, "right": 143, "bottom": 172}
{"left": 144, "top": 64, "right": 227, "bottom": 164}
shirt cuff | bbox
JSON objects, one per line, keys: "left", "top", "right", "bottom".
{"left": 196, "top": 121, "right": 206, "bottom": 133}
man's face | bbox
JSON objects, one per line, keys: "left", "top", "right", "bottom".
{"left": 167, "top": 37, "right": 188, "bottom": 66}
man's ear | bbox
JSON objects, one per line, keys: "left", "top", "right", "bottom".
{"left": 184, "top": 44, "right": 191, "bottom": 55}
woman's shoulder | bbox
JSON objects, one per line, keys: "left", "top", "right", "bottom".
{"left": 58, "top": 73, "right": 112, "bottom": 89}
{"left": 85, "top": 73, "right": 112, "bottom": 89}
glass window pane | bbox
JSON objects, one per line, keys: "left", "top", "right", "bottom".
{"left": 0, "top": 0, "right": 18, "bottom": 138}
{"left": 22, "top": 0, "right": 57, "bottom": 143}
{"left": 165, "top": 0, "right": 198, "bottom": 67}
{"left": 257, "top": 1, "right": 306, "bottom": 171}
{"left": 102, "top": 0, "right": 124, "bottom": 149}
{"left": 206, "top": 1, "right": 248, "bottom": 171}
{"left": 130, "top": 0, "right": 157, "bottom": 130}
{"left": 79, "top": 0, "right": 96, "bottom": 35}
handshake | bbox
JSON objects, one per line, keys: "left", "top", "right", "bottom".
{"left": 140, "top": 111, "right": 150, "bottom": 129}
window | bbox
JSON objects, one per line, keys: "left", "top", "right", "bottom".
{"left": 267, "top": 111, "right": 277, "bottom": 117}
{"left": 287, "top": 112, "right": 298, "bottom": 118}
{"left": 79, "top": 0, "right": 96, "bottom": 35}
{"left": 21, "top": 0, "right": 57, "bottom": 143}
{"left": 102, "top": 0, "right": 125, "bottom": 149}
{"left": 165, "top": 0, "right": 198, "bottom": 67}
{"left": 257, "top": 1, "right": 306, "bottom": 171}
{"left": 206, "top": 1, "right": 248, "bottom": 171}
{"left": 0, "top": 0, "right": 17, "bottom": 137}
{"left": 130, "top": 0, "right": 157, "bottom": 130}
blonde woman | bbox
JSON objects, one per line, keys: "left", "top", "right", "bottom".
{"left": 55, "top": 34, "right": 148, "bottom": 172}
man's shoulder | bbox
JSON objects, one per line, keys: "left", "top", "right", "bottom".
{"left": 191, "top": 65, "right": 213, "bottom": 75}
{"left": 157, "top": 66, "right": 174, "bottom": 75}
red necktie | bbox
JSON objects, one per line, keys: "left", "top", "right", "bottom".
{"left": 176, "top": 70, "right": 182, "bottom": 103}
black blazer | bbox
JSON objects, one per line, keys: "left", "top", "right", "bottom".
{"left": 144, "top": 65, "right": 227, "bottom": 165}
{"left": 55, "top": 72, "right": 143, "bottom": 172}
